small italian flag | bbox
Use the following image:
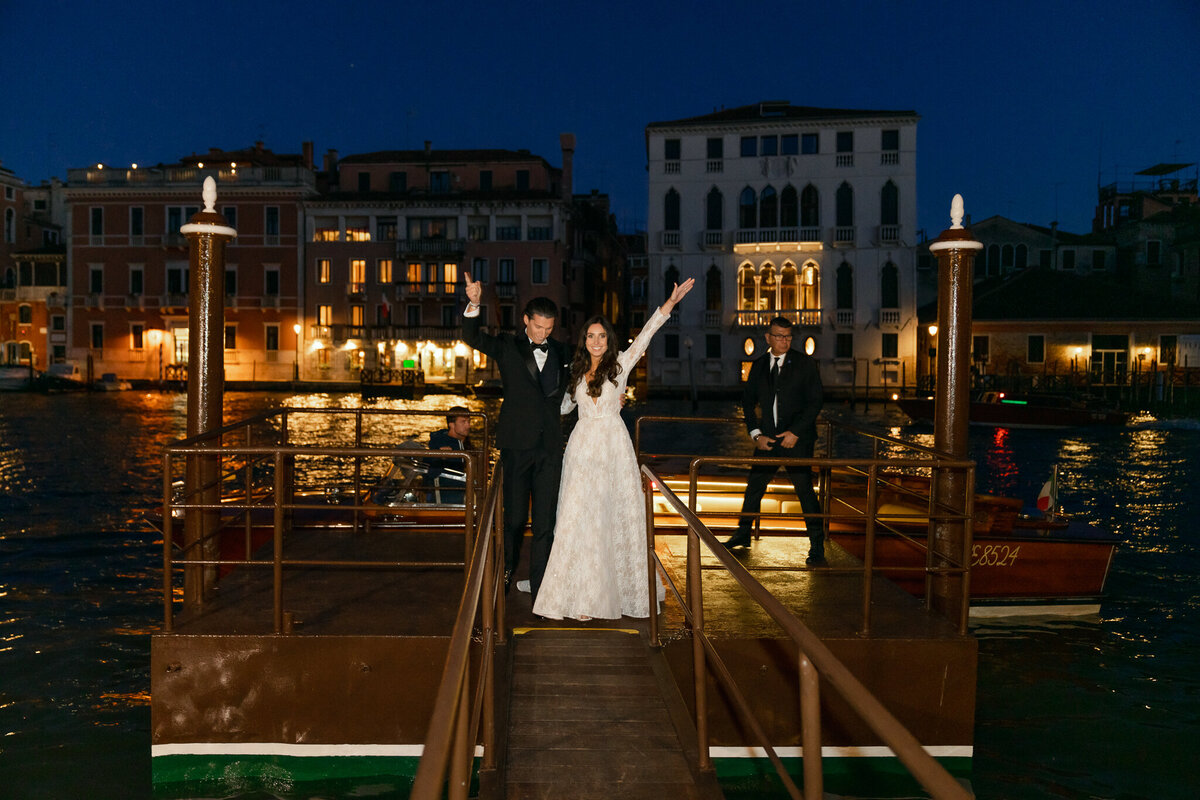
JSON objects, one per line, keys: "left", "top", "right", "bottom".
{"left": 1037, "top": 471, "right": 1057, "bottom": 513}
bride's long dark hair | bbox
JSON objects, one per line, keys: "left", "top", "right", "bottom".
{"left": 569, "top": 315, "right": 622, "bottom": 398}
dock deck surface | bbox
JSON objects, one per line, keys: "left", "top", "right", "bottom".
{"left": 173, "top": 525, "right": 961, "bottom": 642}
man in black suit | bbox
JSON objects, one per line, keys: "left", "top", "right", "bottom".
{"left": 725, "top": 316, "right": 826, "bottom": 564}
{"left": 461, "top": 274, "right": 569, "bottom": 600}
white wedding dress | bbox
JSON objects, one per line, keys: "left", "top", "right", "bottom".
{"left": 532, "top": 309, "right": 668, "bottom": 620}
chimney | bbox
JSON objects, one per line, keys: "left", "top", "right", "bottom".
{"left": 424, "top": 140, "right": 432, "bottom": 157}
{"left": 254, "top": 141, "right": 264, "bottom": 154}
{"left": 302, "top": 141, "right": 314, "bottom": 169}
{"left": 323, "top": 149, "right": 338, "bottom": 173}
{"left": 559, "top": 132, "right": 576, "bottom": 201}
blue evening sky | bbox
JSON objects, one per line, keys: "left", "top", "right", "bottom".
{"left": 2, "top": 0, "right": 1197, "bottom": 237}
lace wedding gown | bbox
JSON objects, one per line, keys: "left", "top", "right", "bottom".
{"left": 532, "top": 309, "right": 668, "bottom": 620}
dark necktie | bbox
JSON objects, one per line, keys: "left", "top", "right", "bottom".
{"left": 770, "top": 356, "right": 780, "bottom": 384}
{"left": 530, "top": 341, "right": 548, "bottom": 352}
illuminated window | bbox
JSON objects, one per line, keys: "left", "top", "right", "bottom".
{"left": 443, "top": 262, "right": 459, "bottom": 293}
{"left": 759, "top": 264, "right": 777, "bottom": 311}
{"left": 743, "top": 337, "right": 755, "bottom": 356}
{"left": 317, "top": 259, "right": 331, "bottom": 284}
{"left": 779, "top": 264, "right": 798, "bottom": 309}
{"left": 313, "top": 217, "right": 339, "bottom": 241}
{"left": 377, "top": 259, "right": 392, "bottom": 283}
{"left": 350, "top": 305, "right": 364, "bottom": 326}
{"left": 800, "top": 262, "right": 820, "bottom": 311}
{"left": 317, "top": 305, "right": 332, "bottom": 326}
{"left": 345, "top": 217, "right": 370, "bottom": 242}
{"left": 349, "top": 259, "right": 366, "bottom": 285}
{"left": 738, "top": 264, "right": 756, "bottom": 312}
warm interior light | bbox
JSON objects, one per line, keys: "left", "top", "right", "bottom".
{"left": 293, "top": 323, "right": 301, "bottom": 335}
{"left": 96, "top": 163, "right": 104, "bottom": 170}
{"left": 804, "top": 336, "right": 816, "bottom": 356}
{"left": 1071, "top": 346, "right": 1082, "bottom": 356}
{"left": 197, "top": 161, "right": 204, "bottom": 168}
{"left": 928, "top": 325, "right": 938, "bottom": 336}
{"left": 453, "top": 342, "right": 468, "bottom": 357}
{"left": 743, "top": 337, "right": 755, "bottom": 356}
{"left": 131, "top": 163, "right": 138, "bottom": 170}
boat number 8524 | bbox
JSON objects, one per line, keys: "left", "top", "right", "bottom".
{"left": 971, "top": 544, "right": 1020, "bottom": 567}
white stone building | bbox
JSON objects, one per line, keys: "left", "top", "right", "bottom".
{"left": 644, "top": 101, "right": 920, "bottom": 396}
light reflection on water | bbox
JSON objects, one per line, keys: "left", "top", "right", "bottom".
{"left": 0, "top": 392, "right": 1195, "bottom": 798}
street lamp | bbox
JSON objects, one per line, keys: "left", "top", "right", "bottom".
{"left": 293, "top": 323, "right": 302, "bottom": 383}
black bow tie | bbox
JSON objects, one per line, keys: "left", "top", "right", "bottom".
{"left": 530, "top": 341, "right": 548, "bottom": 352}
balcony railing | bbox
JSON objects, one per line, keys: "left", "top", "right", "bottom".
{"left": 735, "top": 308, "right": 822, "bottom": 327}
{"left": 879, "top": 308, "right": 901, "bottom": 327}
{"left": 347, "top": 282, "right": 365, "bottom": 298}
{"left": 703, "top": 310, "right": 722, "bottom": 328}
{"left": 836, "top": 154, "right": 854, "bottom": 167}
{"left": 878, "top": 225, "right": 900, "bottom": 243}
{"left": 396, "top": 238, "right": 467, "bottom": 256}
{"left": 68, "top": 165, "right": 316, "bottom": 188}
{"left": 262, "top": 295, "right": 279, "bottom": 309}
{"left": 706, "top": 160, "right": 723, "bottom": 173}
{"left": 0, "top": 289, "right": 15, "bottom": 301}
{"left": 125, "top": 294, "right": 144, "bottom": 309}
{"left": 881, "top": 151, "right": 899, "bottom": 165}
{"left": 701, "top": 230, "right": 724, "bottom": 248}
{"left": 799, "top": 226, "right": 821, "bottom": 241}
{"left": 834, "top": 309, "right": 855, "bottom": 327}
{"left": 310, "top": 325, "right": 332, "bottom": 339}
{"left": 163, "top": 293, "right": 188, "bottom": 308}
{"left": 664, "top": 161, "right": 680, "bottom": 174}
{"left": 661, "top": 231, "right": 681, "bottom": 248}
{"left": 495, "top": 282, "right": 517, "bottom": 299}
{"left": 834, "top": 226, "right": 855, "bottom": 245}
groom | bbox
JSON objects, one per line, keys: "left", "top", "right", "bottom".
{"left": 461, "top": 273, "right": 569, "bottom": 602}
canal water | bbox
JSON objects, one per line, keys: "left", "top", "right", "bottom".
{"left": 0, "top": 391, "right": 1195, "bottom": 799}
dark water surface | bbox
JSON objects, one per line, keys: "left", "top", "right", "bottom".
{"left": 0, "top": 391, "right": 1196, "bottom": 798}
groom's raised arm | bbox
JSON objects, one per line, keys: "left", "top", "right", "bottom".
{"left": 461, "top": 272, "right": 499, "bottom": 357}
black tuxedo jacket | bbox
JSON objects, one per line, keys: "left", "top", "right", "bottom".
{"left": 742, "top": 348, "right": 823, "bottom": 446}
{"left": 462, "top": 314, "right": 570, "bottom": 452}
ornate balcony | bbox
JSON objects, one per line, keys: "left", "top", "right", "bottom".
{"left": 395, "top": 238, "right": 466, "bottom": 256}
{"left": 735, "top": 308, "right": 821, "bottom": 328}
{"left": 879, "top": 309, "right": 901, "bottom": 327}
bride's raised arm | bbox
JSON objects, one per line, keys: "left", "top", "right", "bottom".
{"left": 618, "top": 278, "right": 695, "bottom": 371}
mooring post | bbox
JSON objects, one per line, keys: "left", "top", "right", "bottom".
{"left": 181, "top": 177, "right": 237, "bottom": 606}
{"left": 928, "top": 195, "right": 981, "bottom": 628}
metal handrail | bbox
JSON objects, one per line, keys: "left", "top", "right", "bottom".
{"left": 158, "top": 407, "right": 492, "bottom": 633}
{"left": 410, "top": 462, "right": 505, "bottom": 800}
{"left": 635, "top": 414, "right": 977, "bottom": 633}
{"left": 643, "top": 464, "right": 971, "bottom": 800}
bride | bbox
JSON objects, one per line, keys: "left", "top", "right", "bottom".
{"left": 533, "top": 279, "right": 695, "bottom": 620}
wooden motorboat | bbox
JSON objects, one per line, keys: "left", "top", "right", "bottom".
{"left": 894, "top": 391, "right": 1128, "bottom": 429}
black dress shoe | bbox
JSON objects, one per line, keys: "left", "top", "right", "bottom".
{"left": 723, "top": 533, "right": 752, "bottom": 549}
{"left": 805, "top": 554, "right": 828, "bottom": 566}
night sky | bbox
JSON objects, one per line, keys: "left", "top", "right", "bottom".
{"left": 2, "top": 0, "right": 1197, "bottom": 236}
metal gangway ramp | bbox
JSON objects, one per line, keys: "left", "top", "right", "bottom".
{"left": 499, "top": 626, "right": 723, "bottom": 799}
{"left": 412, "top": 427, "right": 976, "bottom": 799}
